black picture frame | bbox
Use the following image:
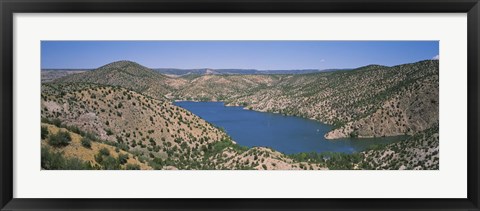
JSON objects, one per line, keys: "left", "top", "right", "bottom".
{"left": 1, "top": 0, "right": 479, "bottom": 210}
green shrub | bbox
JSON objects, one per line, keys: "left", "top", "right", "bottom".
{"left": 94, "top": 153, "right": 103, "bottom": 164}
{"left": 350, "top": 130, "right": 359, "bottom": 138}
{"left": 149, "top": 158, "right": 164, "bottom": 170}
{"left": 125, "top": 164, "right": 140, "bottom": 170}
{"left": 51, "top": 118, "right": 62, "bottom": 127}
{"left": 48, "top": 131, "right": 72, "bottom": 147}
{"left": 41, "top": 126, "right": 49, "bottom": 139}
{"left": 101, "top": 156, "right": 121, "bottom": 170}
{"left": 41, "top": 146, "right": 93, "bottom": 170}
{"left": 118, "top": 153, "right": 129, "bottom": 165}
{"left": 81, "top": 137, "right": 92, "bottom": 149}
{"left": 105, "top": 128, "right": 114, "bottom": 136}
{"left": 99, "top": 147, "right": 110, "bottom": 156}
{"left": 41, "top": 146, "right": 64, "bottom": 169}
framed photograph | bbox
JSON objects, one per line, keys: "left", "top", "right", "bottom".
{"left": 1, "top": 0, "right": 479, "bottom": 210}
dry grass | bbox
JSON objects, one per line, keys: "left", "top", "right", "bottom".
{"left": 42, "top": 123, "right": 152, "bottom": 170}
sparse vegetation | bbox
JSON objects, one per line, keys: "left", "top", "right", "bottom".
{"left": 48, "top": 131, "right": 72, "bottom": 147}
{"left": 41, "top": 126, "right": 49, "bottom": 139}
{"left": 40, "top": 60, "right": 439, "bottom": 170}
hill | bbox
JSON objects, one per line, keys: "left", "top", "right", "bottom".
{"left": 41, "top": 83, "right": 327, "bottom": 170}
{"left": 43, "top": 60, "right": 439, "bottom": 170}
{"left": 172, "top": 74, "right": 281, "bottom": 101}
{"left": 287, "top": 125, "right": 439, "bottom": 170}
{"left": 172, "top": 60, "right": 439, "bottom": 139}
{"left": 53, "top": 61, "right": 180, "bottom": 99}
{"left": 50, "top": 60, "right": 438, "bottom": 139}
{"left": 358, "top": 125, "right": 439, "bottom": 170}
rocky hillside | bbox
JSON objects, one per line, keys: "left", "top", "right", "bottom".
{"left": 358, "top": 125, "right": 439, "bottom": 170}
{"left": 172, "top": 60, "right": 439, "bottom": 139}
{"left": 54, "top": 61, "right": 178, "bottom": 99}
{"left": 172, "top": 74, "right": 280, "bottom": 101}
{"left": 41, "top": 82, "right": 326, "bottom": 170}
{"left": 288, "top": 126, "right": 439, "bottom": 170}
{"left": 51, "top": 60, "right": 438, "bottom": 140}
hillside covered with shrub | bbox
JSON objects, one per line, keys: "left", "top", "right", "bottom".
{"left": 42, "top": 60, "right": 439, "bottom": 170}
{"left": 41, "top": 83, "right": 327, "bottom": 170}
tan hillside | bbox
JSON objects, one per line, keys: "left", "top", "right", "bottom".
{"left": 41, "top": 83, "right": 326, "bottom": 170}
{"left": 41, "top": 83, "right": 226, "bottom": 168}
{"left": 324, "top": 73, "right": 438, "bottom": 139}
{"left": 172, "top": 74, "right": 279, "bottom": 101}
{"left": 217, "top": 147, "right": 327, "bottom": 170}
{"left": 41, "top": 123, "right": 152, "bottom": 170}
{"left": 50, "top": 60, "right": 438, "bottom": 140}
{"left": 285, "top": 125, "right": 439, "bottom": 170}
{"left": 357, "top": 125, "right": 439, "bottom": 170}
{"left": 172, "top": 60, "right": 439, "bottom": 139}
{"left": 54, "top": 60, "right": 176, "bottom": 99}
{"left": 41, "top": 59, "right": 439, "bottom": 170}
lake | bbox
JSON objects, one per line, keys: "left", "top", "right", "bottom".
{"left": 174, "top": 101, "right": 407, "bottom": 154}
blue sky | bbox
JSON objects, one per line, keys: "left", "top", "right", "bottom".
{"left": 41, "top": 41, "right": 439, "bottom": 70}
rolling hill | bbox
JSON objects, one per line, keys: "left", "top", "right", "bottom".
{"left": 41, "top": 59, "right": 439, "bottom": 170}
{"left": 54, "top": 60, "right": 179, "bottom": 99}
{"left": 172, "top": 60, "right": 439, "bottom": 139}
{"left": 41, "top": 82, "right": 326, "bottom": 170}
{"left": 48, "top": 60, "right": 439, "bottom": 140}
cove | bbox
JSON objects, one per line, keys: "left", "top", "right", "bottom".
{"left": 174, "top": 101, "right": 406, "bottom": 154}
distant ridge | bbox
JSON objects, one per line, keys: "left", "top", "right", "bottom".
{"left": 42, "top": 67, "right": 352, "bottom": 76}
{"left": 172, "top": 60, "right": 439, "bottom": 140}
{"left": 153, "top": 68, "right": 353, "bottom": 75}
{"left": 44, "top": 60, "right": 438, "bottom": 76}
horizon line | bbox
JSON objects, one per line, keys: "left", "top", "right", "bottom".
{"left": 41, "top": 58, "right": 438, "bottom": 71}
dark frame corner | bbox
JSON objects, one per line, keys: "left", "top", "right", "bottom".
{"left": 1, "top": 0, "right": 479, "bottom": 210}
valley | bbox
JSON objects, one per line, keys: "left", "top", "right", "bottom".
{"left": 171, "top": 60, "right": 439, "bottom": 140}
{"left": 41, "top": 60, "right": 439, "bottom": 170}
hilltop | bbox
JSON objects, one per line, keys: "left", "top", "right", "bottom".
{"left": 54, "top": 61, "right": 180, "bottom": 99}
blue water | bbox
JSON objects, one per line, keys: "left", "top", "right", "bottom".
{"left": 175, "top": 101, "right": 406, "bottom": 154}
